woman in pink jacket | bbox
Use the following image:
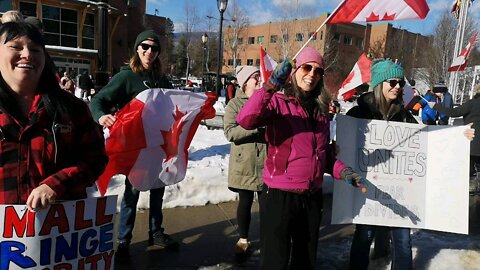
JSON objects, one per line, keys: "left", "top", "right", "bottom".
{"left": 237, "top": 47, "right": 364, "bottom": 269}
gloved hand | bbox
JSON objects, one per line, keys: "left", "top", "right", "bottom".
{"left": 269, "top": 58, "right": 295, "bottom": 91}
{"left": 340, "top": 167, "right": 368, "bottom": 193}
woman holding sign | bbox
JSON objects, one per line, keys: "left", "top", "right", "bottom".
{"left": 237, "top": 47, "right": 366, "bottom": 269}
{"left": 0, "top": 22, "right": 107, "bottom": 209}
{"left": 346, "top": 59, "right": 474, "bottom": 270}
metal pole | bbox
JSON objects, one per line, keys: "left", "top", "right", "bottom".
{"left": 95, "top": 0, "right": 109, "bottom": 88}
{"left": 202, "top": 43, "right": 206, "bottom": 91}
{"left": 216, "top": 11, "right": 224, "bottom": 97}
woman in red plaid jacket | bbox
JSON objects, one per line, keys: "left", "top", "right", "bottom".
{"left": 0, "top": 22, "right": 108, "bottom": 211}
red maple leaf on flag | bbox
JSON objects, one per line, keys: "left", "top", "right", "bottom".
{"left": 161, "top": 105, "right": 187, "bottom": 164}
{"left": 341, "top": 70, "right": 355, "bottom": 88}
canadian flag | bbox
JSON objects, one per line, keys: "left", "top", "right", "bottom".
{"left": 338, "top": 53, "right": 372, "bottom": 101}
{"left": 259, "top": 46, "right": 278, "bottom": 84}
{"left": 448, "top": 32, "right": 478, "bottom": 72}
{"left": 96, "top": 89, "right": 216, "bottom": 195}
{"left": 327, "top": 0, "right": 430, "bottom": 24}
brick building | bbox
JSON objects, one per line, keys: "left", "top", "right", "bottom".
{"left": 0, "top": 0, "right": 169, "bottom": 81}
{"left": 223, "top": 14, "right": 430, "bottom": 92}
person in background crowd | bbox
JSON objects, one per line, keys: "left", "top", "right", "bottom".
{"left": 226, "top": 77, "right": 237, "bottom": 104}
{"left": 78, "top": 71, "right": 94, "bottom": 100}
{"left": 417, "top": 84, "right": 452, "bottom": 125}
{"left": 1, "top": 10, "right": 23, "bottom": 24}
{"left": 89, "top": 29, "right": 178, "bottom": 263}
{"left": 224, "top": 65, "right": 266, "bottom": 255}
{"left": 431, "top": 84, "right": 480, "bottom": 194}
{"left": 237, "top": 47, "right": 366, "bottom": 269}
{"left": 434, "top": 84, "right": 453, "bottom": 125}
{"left": 0, "top": 22, "right": 107, "bottom": 209}
{"left": 60, "top": 71, "right": 69, "bottom": 86}
{"left": 346, "top": 59, "right": 474, "bottom": 270}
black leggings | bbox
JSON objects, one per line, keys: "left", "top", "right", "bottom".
{"left": 237, "top": 189, "right": 261, "bottom": 239}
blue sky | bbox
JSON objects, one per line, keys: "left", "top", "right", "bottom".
{"left": 146, "top": 0, "right": 480, "bottom": 35}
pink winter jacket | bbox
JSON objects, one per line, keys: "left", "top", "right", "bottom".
{"left": 237, "top": 88, "right": 346, "bottom": 191}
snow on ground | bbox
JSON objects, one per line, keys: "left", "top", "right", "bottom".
{"left": 88, "top": 125, "right": 480, "bottom": 269}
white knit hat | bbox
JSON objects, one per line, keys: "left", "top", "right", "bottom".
{"left": 235, "top": 65, "right": 259, "bottom": 86}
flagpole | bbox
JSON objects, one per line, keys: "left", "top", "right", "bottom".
{"left": 449, "top": 0, "right": 470, "bottom": 104}
{"left": 292, "top": 0, "right": 346, "bottom": 60}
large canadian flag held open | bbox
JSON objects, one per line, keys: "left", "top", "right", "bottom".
{"left": 96, "top": 89, "right": 216, "bottom": 195}
{"left": 327, "top": 0, "right": 429, "bottom": 24}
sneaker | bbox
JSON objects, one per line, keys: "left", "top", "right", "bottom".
{"left": 235, "top": 239, "right": 249, "bottom": 254}
{"left": 151, "top": 232, "right": 179, "bottom": 249}
{"left": 115, "top": 242, "right": 130, "bottom": 264}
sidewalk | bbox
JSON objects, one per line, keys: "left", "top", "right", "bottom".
{"left": 114, "top": 194, "right": 480, "bottom": 270}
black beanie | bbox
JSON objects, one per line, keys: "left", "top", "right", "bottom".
{"left": 134, "top": 30, "right": 161, "bottom": 52}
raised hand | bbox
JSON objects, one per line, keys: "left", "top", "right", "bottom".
{"left": 269, "top": 58, "right": 295, "bottom": 91}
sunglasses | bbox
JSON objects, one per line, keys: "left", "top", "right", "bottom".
{"left": 300, "top": 64, "right": 324, "bottom": 76}
{"left": 249, "top": 73, "right": 260, "bottom": 81}
{"left": 386, "top": 79, "right": 406, "bottom": 88}
{"left": 139, "top": 43, "right": 160, "bottom": 53}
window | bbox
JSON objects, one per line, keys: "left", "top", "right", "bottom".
{"left": 295, "top": 33, "right": 304, "bottom": 42}
{"left": 356, "top": 38, "right": 364, "bottom": 49}
{"left": 257, "top": 36, "right": 264, "bottom": 44}
{"left": 333, "top": 33, "right": 340, "bottom": 43}
{"left": 255, "top": 59, "right": 260, "bottom": 66}
{"left": 248, "top": 37, "right": 255, "bottom": 44}
{"left": 237, "top": 37, "right": 243, "bottom": 45}
{"left": 236, "top": 59, "right": 241, "bottom": 66}
{"left": 344, "top": 35, "right": 353, "bottom": 45}
{"left": 308, "top": 32, "right": 317, "bottom": 41}
{"left": 282, "top": 34, "right": 289, "bottom": 42}
{"left": 0, "top": 1, "right": 13, "bottom": 12}
{"left": 82, "top": 13, "right": 95, "bottom": 49}
{"left": 19, "top": 1, "right": 37, "bottom": 17}
{"left": 247, "top": 59, "right": 253, "bottom": 65}
{"left": 270, "top": 35, "right": 277, "bottom": 43}
{"left": 228, "top": 59, "right": 234, "bottom": 66}
{"left": 320, "top": 31, "right": 323, "bottom": 40}
{"left": 42, "top": 5, "right": 78, "bottom": 48}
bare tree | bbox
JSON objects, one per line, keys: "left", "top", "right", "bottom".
{"left": 224, "top": 0, "right": 249, "bottom": 71}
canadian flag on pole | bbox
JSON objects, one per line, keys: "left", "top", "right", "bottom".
{"left": 96, "top": 89, "right": 216, "bottom": 195}
{"left": 337, "top": 53, "right": 372, "bottom": 101}
{"left": 327, "top": 0, "right": 430, "bottom": 24}
{"left": 259, "top": 46, "right": 278, "bottom": 84}
{"left": 448, "top": 32, "right": 478, "bottom": 72}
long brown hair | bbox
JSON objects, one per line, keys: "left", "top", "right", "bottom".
{"left": 128, "top": 40, "right": 162, "bottom": 76}
{"left": 284, "top": 75, "right": 330, "bottom": 117}
{"left": 372, "top": 83, "right": 403, "bottom": 120}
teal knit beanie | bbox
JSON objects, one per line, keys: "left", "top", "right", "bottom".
{"left": 370, "top": 59, "right": 404, "bottom": 89}
{"left": 134, "top": 30, "right": 161, "bottom": 52}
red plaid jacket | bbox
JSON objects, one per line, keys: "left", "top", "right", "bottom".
{"left": 0, "top": 89, "right": 108, "bottom": 204}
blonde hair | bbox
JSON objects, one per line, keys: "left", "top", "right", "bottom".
{"left": 372, "top": 83, "right": 403, "bottom": 120}
{"left": 1, "top": 10, "right": 24, "bottom": 24}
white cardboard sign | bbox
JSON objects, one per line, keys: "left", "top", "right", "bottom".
{"left": 0, "top": 196, "right": 118, "bottom": 270}
{"left": 332, "top": 115, "right": 469, "bottom": 234}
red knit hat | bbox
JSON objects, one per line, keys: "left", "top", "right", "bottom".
{"left": 292, "top": 47, "right": 324, "bottom": 75}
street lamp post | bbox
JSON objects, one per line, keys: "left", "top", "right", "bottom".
{"left": 202, "top": 33, "right": 209, "bottom": 92}
{"left": 216, "top": 0, "right": 228, "bottom": 97}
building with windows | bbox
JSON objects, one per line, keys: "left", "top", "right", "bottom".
{"left": 1, "top": 0, "right": 169, "bottom": 84}
{"left": 223, "top": 14, "right": 430, "bottom": 91}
